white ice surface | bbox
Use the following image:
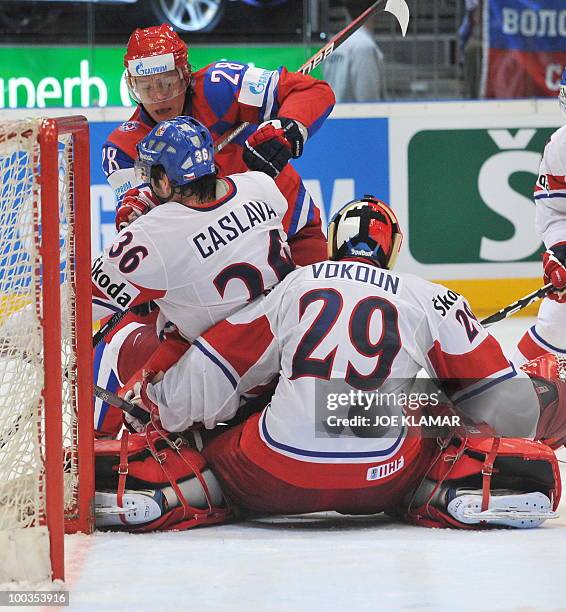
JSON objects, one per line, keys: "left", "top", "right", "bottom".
{"left": 64, "top": 317, "right": 566, "bottom": 612}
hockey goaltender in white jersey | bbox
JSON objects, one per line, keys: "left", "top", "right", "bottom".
{"left": 94, "top": 197, "right": 564, "bottom": 532}
{"left": 150, "top": 248, "right": 540, "bottom": 444}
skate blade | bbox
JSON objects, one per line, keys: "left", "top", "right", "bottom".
{"left": 448, "top": 491, "right": 557, "bottom": 528}
{"left": 95, "top": 490, "right": 162, "bottom": 527}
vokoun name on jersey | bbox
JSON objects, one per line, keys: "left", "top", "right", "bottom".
{"left": 189, "top": 200, "right": 278, "bottom": 260}
{"left": 310, "top": 261, "right": 401, "bottom": 295}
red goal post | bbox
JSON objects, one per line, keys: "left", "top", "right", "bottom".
{"left": 0, "top": 116, "right": 94, "bottom": 583}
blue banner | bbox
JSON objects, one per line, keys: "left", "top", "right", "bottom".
{"left": 489, "top": 0, "right": 566, "bottom": 52}
{"left": 486, "top": 0, "right": 566, "bottom": 97}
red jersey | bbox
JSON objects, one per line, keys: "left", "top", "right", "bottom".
{"left": 102, "top": 62, "right": 335, "bottom": 264}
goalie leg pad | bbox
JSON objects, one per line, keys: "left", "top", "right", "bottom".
{"left": 95, "top": 430, "right": 232, "bottom": 532}
{"left": 520, "top": 354, "right": 566, "bottom": 448}
{"left": 405, "top": 430, "right": 560, "bottom": 529}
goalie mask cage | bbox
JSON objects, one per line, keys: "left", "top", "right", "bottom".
{"left": 0, "top": 117, "right": 94, "bottom": 584}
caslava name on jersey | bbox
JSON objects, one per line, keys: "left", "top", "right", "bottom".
{"left": 191, "top": 200, "right": 278, "bottom": 260}
{"left": 311, "top": 262, "right": 400, "bottom": 294}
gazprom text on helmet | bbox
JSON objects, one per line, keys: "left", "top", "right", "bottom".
{"left": 127, "top": 53, "right": 176, "bottom": 77}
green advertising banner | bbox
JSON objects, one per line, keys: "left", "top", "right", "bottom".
{"left": 408, "top": 127, "right": 554, "bottom": 265}
{"left": 0, "top": 46, "right": 321, "bottom": 109}
{"left": 386, "top": 104, "right": 564, "bottom": 289}
{"left": 383, "top": 104, "right": 564, "bottom": 314}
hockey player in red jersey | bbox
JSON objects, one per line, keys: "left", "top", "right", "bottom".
{"left": 102, "top": 24, "right": 335, "bottom": 267}
{"left": 92, "top": 116, "right": 295, "bottom": 435}
{"left": 94, "top": 197, "right": 564, "bottom": 532}
{"left": 515, "top": 67, "right": 566, "bottom": 364}
{"left": 95, "top": 24, "right": 333, "bottom": 434}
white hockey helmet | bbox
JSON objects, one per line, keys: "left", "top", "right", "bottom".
{"left": 327, "top": 196, "right": 403, "bottom": 270}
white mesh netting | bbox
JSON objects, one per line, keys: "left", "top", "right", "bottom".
{"left": 0, "top": 119, "right": 80, "bottom": 554}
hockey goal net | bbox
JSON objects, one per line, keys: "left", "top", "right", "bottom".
{"left": 0, "top": 117, "right": 94, "bottom": 583}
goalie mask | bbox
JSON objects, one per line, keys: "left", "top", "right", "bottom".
{"left": 124, "top": 24, "right": 190, "bottom": 105}
{"left": 328, "top": 196, "right": 403, "bottom": 270}
{"left": 136, "top": 116, "right": 215, "bottom": 188}
{"left": 560, "top": 67, "right": 566, "bottom": 117}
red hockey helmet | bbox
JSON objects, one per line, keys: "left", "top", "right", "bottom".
{"left": 328, "top": 196, "right": 403, "bottom": 269}
{"left": 124, "top": 24, "right": 190, "bottom": 104}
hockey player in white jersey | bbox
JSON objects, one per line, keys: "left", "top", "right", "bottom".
{"left": 91, "top": 116, "right": 295, "bottom": 435}
{"left": 94, "top": 197, "right": 563, "bottom": 531}
{"left": 515, "top": 67, "right": 566, "bottom": 364}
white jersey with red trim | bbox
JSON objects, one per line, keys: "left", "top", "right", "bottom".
{"left": 91, "top": 171, "right": 294, "bottom": 341}
{"left": 150, "top": 261, "right": 539, "bottom": 462}
{"left": 535, "top": 124, "right": 566, "bottom": 247}
{"left": 512, "top": 123, "right": 566, "bottom": 365}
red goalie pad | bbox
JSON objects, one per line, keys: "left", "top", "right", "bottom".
{"left": 521, "top": 353, "right": 562, "bottom": 379}
{"left": 405, "top": 425, "right": 560, "bottom": 529}
{"left": 95, "top": 430, "right": 232, "bottom": 532}
{"left": 520, "top": 354, "right": 566, "bottom": 448}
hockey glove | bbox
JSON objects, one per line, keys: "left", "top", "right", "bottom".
{"left": 115, "top": 186, "right": 160, "bottom": 231}
{"left": 543, "top": 242, "right": 566, "bottom": 303}
{"left": 243, "top": 118, "right": 308, "bottom": 178}
{"left": 123, "top": 370, "right": 162, "bottom": 433}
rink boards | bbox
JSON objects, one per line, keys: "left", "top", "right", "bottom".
{"left": 5, "top": 98, "right": 563, "bottom": 316}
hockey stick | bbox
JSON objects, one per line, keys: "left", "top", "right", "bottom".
{"left": 480, "top": 283, "right": 553, "bottom": 328}
{"left": 215, "top": 0, "right": 410, "bottom": 153}
{"left": 0, "top": 383, "right": 148, "bottom": 449}
{"left": 93, "top": 383, "right": 150, "bottom": 422}
{"left": 93, "top": 309, "right": 129, "bottom": 348}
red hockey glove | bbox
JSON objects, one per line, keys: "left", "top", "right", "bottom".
{"left": 243, "top": 118, "right": 307, "bottom": 178}
{"left": 123, "top": 370, "right": 162, "bottom": 433}
{"left": 115, "top": 187, "right": 160, "bottom": 231}
{"left": 543, "top": 242, "right": 566, "bottom": 303}
{"left": 520, "top": 353, "right": 559, "bottom": 379}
